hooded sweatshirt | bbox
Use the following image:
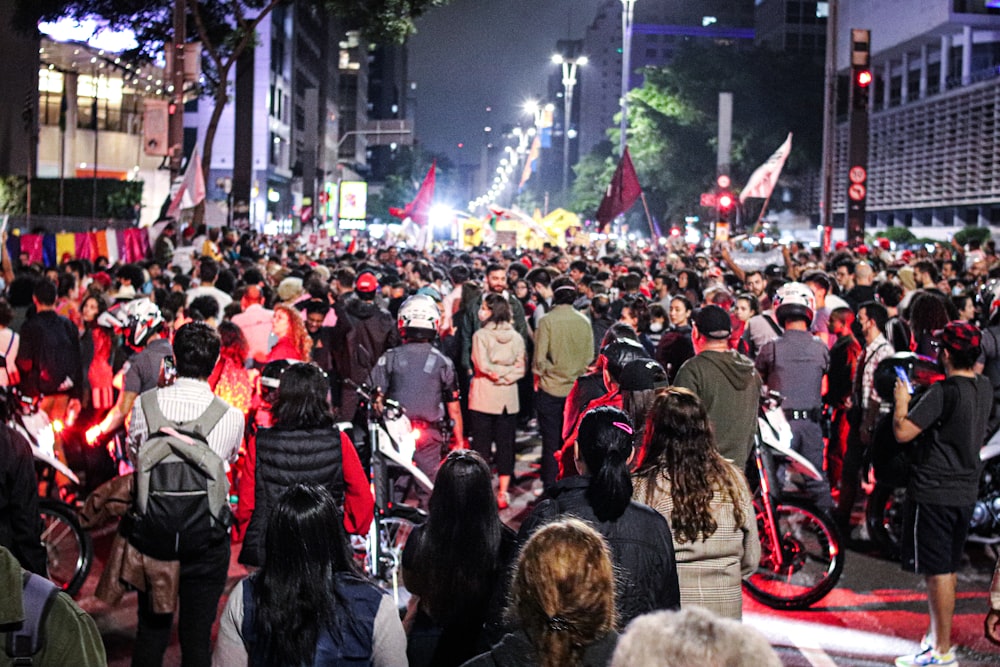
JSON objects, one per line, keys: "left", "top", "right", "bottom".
{"left": 674, "top": 349, "right": 762, "bottom": 467}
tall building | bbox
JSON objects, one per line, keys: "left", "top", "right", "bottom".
{"left": 578, "top": 0, "right": 755, "bottom": 157}
{"left": 831, "top": 0, "right": 1000, "bottom": 229}
{"left": 754, "top": 0, "right": 829, "bottom": 56}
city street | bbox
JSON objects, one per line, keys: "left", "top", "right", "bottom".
{"left": 75, "top": 431, "right": 1000, "bottom": 666}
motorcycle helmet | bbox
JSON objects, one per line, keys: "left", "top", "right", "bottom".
{"left": 100, "top": 298, "right": 165, "bottom": 350}
{"left": 259, "top": 359, "right": 299, "bottom": 405}
{"left": 397, "top": 294, "right": 440, "bottom": 336}
{"left": 773, "top": 282, "right": 816, "bottom": 328}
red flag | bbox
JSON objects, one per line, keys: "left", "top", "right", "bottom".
{"left": 596, "top": 147, "right": 642, "bottom": 227}
{"left": 389, "top": 161, "right": 436, "bottom": 226}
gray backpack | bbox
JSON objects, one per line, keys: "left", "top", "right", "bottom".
{"left": 125, "top": 391, "right": 233, "bottom": 561}
{"left": 4, "top": 572, "right": 59, "bottom": 665}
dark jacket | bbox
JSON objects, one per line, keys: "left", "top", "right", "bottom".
{"left": 654, "top": 325, "right": 694, "bottom": 383}
{"left": 0, "top": 427, "right": 46, "bottom": 576}
{"left": 16, "top": 310, "right": 83, "bottom": 399}
{"left": 518, "top": 475, "right": 680, "bottom": 626}
{"left": 241, "top": 426, "right": 346, "bottom": 567}
{"left": 331, "top": 297, "right": 401, "bottom": 384}
{"left": 459, "top": 629, "right": 619, "bottom": 667}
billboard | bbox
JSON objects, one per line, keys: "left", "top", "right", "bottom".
{"left": 339, "top": 181, "right": 367, "bottom": 220}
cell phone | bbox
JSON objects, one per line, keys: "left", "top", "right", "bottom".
{"left": 894, "top": 366, "right": 914, "bottom": 395}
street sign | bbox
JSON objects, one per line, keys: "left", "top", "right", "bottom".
{"left": 849, "top": 166, "right": 867, "bottom": 184}
{"left": 848, "top": 183, "right": 866, "bottom": 201}
{"left": 700, "top": 193, "right": 717, "bottom": 207}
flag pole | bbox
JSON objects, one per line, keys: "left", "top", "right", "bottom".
{"left": 751, "top": 188, "right": 775, "bottom": 235}
{"left": 639, "top": 193, "right": 657, "bottom": 239}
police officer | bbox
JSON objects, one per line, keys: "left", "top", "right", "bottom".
{"left": 755, "top": 282, "right": 834, "bottom": 512}
{"left": 368, "top": 295, "right": 464, "bottom": 508}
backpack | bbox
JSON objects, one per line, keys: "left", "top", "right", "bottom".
{"left": 4, "top": 572, "right": 59, "bottom": 665}
{"left": 124, "top": 391, "right": 233, "bottom": 561}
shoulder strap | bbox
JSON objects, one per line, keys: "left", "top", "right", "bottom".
{"left": 4, "top": 331, "right": 15, "bottom": 357}
{"left": 764, "top": 314, "right": 783, "bottom": 336}
{"left": 6, "top": 572, "right": 59, "bottom": 662}
{"left": 140, "top": 391, "right": 230, "bottom": 439}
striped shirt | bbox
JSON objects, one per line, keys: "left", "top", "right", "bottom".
{"left": 127, "top": 377, "right": 245, "bottom": 467}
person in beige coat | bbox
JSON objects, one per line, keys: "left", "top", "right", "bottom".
{"left": 632, "top": 387, "right": 759, "bottom": 619}
{"left": 469, "top": 293, "right": 526, "bottom": 508}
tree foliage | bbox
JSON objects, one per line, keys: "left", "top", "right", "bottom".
{"left": 574, "top": 42, "right": 824, "bottom": 227}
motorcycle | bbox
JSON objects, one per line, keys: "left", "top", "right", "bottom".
{"left": 742, "top": 391, "right": 845, "bottom": 610}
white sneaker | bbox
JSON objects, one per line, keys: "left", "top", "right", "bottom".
{"left": 895, "top": 646, "right": 957, "bottom": 667}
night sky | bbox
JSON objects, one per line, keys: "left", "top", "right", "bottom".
{"left": 409, "top": 0, "right": 609, "bottom": 166}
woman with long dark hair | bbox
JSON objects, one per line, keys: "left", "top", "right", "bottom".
{"left": 461, "top": 518, "right": 619, "bottom": 667}
{"left": 519, "top": 406, "right": 679, "bottom": 626}
{"left": 654, "top": 295, "right": 694, "bottom": 382}
{"left": 403, "top": 449, "right": 518, "bottom": 667}
{"left": 215, "top": 484, "right": 406, "bottom": 666}
{"left": 240, "top": 363, "right": 373, "bottom": 567}
{"left": 632, "top": 387, "right": 759, "bottom": 619}
{"left": 469, "top": 293, "right": 526, "bottom": 508}
{"left": 78, "top": 293, "right": 117, "bottom": 411}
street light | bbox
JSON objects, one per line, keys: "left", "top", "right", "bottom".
{"left": 620, "top": 0, "right": 637, "bottom": 156}
{"left": 552, "top": 53, "right": 587, "bottom": 195}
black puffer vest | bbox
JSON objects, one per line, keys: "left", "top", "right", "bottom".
{"left": 240, "top": 426, "right": 345, "bottom": 567}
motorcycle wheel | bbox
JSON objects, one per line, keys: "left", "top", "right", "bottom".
{"left": 38, "top": 499, "right": 93, "bottom": 597}
{"left": 743, "top": 499, "right": 845, "bottom": 610}
{"left": 354, "top": 505, "right": 425, "bottom": 605}
{"left": 865, "top": 484, "right": 906, "bottom": 560}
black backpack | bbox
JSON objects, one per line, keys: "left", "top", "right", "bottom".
{"left": 124, "top": 391, "right": 233, "bottom": 561}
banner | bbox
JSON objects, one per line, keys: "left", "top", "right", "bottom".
{"left": 166, "top": 147, "right": 207, "bottom": 218}
{"left": 740, "top": 133, "right": 792, "bottom": 203}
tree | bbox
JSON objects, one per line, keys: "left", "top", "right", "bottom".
{"left": 16, "top": 0, "right": 449, "bottom": 222}
{"left": 577, "top": 42, "right": 824, "bottom": 229}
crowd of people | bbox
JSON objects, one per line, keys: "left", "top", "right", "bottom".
{"left": 2, "top": 221, "right": 1000, "bottom": 666}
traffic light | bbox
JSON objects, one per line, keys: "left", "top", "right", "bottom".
{"left": 716, "top": 174, "right": 734, "bottom": 223}
{"left": 852, "top": 68, "right": 872, "bottom": 112}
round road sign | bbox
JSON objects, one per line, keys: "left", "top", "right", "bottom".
{"left": 849, "top": 166, "right": 867, "bottom": 184}
{"left": 848, "top": 183, "right": 866, "bottom": 201}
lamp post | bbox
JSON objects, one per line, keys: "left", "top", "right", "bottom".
{"left": 552, "top": 53, "right": 587, "bottom": 196}
{"left": 620, "top": 0, "right": 637, "bottom": 156}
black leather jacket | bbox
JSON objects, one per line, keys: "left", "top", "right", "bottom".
{"left": 517, "top": 475, "right": 681, "bottom": 626}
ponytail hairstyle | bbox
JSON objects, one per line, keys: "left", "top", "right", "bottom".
{"left": 576, "top": 406, "right": 635, "bottom": 522}
{"left": 511, "top": 518, "right": 617, "bottom": 667}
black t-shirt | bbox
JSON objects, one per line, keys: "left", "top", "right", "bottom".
{"left": 907, "top": 374, "right": 993, "bottom": 506}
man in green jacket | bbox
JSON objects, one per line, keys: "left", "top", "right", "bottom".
{"left": 534, "top": 276, "right": 594, "bottom": 490}
{"left": 0, "top": 546, "right": 106, "bottom": 667}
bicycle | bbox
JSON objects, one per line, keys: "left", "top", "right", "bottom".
{"left": 742, "top": 391, "right": 845, "bottom": 610}
{"left": 351, "top": 382, "right": 431, "bottom": 604}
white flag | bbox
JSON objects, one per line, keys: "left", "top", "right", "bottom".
{"left": 739, "top": 133, "right": 792, "bottom": 203}
{"left": 166, "top": 147, "right": 207, "bottom": 218}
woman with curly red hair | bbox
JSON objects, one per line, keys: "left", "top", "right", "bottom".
{"left": 267, "top": 303, "right": 312, "bottom": 363}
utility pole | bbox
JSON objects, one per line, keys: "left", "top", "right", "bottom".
{"left": 820, "top": 0, "right": 838, "bottom": 254}
{"left": 169, "top": 0, "right": 186, "bottom": 180}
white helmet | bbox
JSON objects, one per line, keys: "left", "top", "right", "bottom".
{"left": 773, "top": 282, "right": 816, "bottom": 328}
{"left": 397, "top": 294, "right": 440, "bottom": 333}
{"left": 105, "top": 298, "right": 165, "bottom": 349}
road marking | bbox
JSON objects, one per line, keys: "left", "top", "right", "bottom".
{"left": 789, "top": 633, "right": 839, "bottom": 667}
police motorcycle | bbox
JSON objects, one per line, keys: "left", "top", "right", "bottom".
{"left": 865, "top": 352, "right": 1000, "bottom": 559}
{"left": 743, "top": 389, "right": 845, "bottom": 610}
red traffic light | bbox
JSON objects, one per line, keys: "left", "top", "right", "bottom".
{"left": 856, "top": 69, "right": 873, "bottom": 88}
{"left": 718, "top": 193, "right": 734, "bottom": 210}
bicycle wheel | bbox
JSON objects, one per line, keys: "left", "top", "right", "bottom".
{"left": 38, "top": 499, "right": 93, "bottom": 597}
{"left": 743, "top": 499, "right": 844, "bottom": 610}
{"left": 865, "top": 484, "right": 906, "bottom": 560}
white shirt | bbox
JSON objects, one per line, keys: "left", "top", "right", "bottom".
{"left": 128, "top": 378, "right": 244, "bottom": 468}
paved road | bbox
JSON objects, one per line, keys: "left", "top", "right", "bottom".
{"left": 74, "top": 431, "right": 1000, "bottom": 666}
